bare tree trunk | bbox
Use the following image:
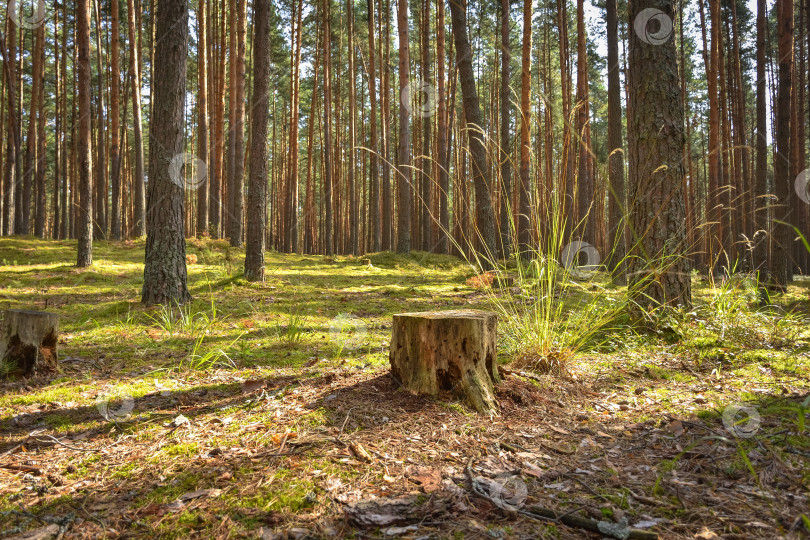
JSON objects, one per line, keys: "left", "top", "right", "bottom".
{"left": 77, "top": 0, "right": 94, "bottom": 267}
{"left": 22, "top": 24, "right": 44, "bottom": 235}
{"left": 706, "top": 0, "right": 723, "bottom": 268}
{"left": 435, "top": 0, "right": 448, "bottom": 254}
{"left": 498, "top": 0, "right": 511, "bottom": 259}
{"left": 34, "top": 25, "right": 46, "bottom": 238}
{"left": 753, "top": 0, "right": 769, "bottom": 279}
{"left": 110, "top": 0, "right": 123, "bottom": 240}
{"left": 448, "top": 0, "right": 497, "bottom": 267}
{"left": 396, "top": 0, "right": 411, "bottom": 253}
{"left": 142, "top": 0, "right": 190, "bottom": 305}
{"left": 419, "top": 0, "right": 432, "bottom": 251}
{"left": 368, "top": 0, "right": 380, "bottom": 252}
{"left": 381, "top": 0, "right": 393, "bottom": 251}
{"left": 344, "top": 0, "right": 357, "bottom": 254}
{"left": 244, "top": 0, "right": 271, "bottom": 282}
{"left": 287, "top": 0, "right": 303, "bottom": 252}
{"left": 196, "top": 0, "right": 209, "bottom": 236}
{"left": 303, "top": 24, "right": 320, "bottom": 255}
{"left": 127, "top": 0, "right": 146, "bottom": 237}
{"left": 606, "top": 0, "right": 625, "bottom": 279}
{"left": 1, "top": 17, "right": 18, "bottom": 237}
{"left": 772, "top": 0, "right": 794, "bottom": 288}
{"left": 518, "top": 0, "right": 532, "bottom": 256}
{"left": 93, "top": 0, "right": 107, "bottom": 239}
{"left": 53, "top": 8, "right": 62, "bottom": 239}
{"left": 323, "top": 0, "right": 334, "bottom": 256}
{"left": 575, "top": 0, "right": 593, "bottom": 244}
{"left": 228, "top": 0, "right": 246, "bottom": 247}
{"left": 627, "top": 0, "right": 690, "bottom": 308}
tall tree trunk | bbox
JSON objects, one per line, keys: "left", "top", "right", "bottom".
{"left": 93, "top": 0, "right": 107, "bottom": 239}
{"left": 60, "top": 6, "right": 69, "bottom": 239}
{"left": 396, "top": 0, "right": 411, "bottom": 253}
{"left": 127, "top": 0, "right": 146, "bottom": 237}
{"left": 557, "top": 0, "right": 574, "bottom": 241}
{"left": 77, "top": 0, "right": 94, "bottom": 267}
{"left": 303, "top": 23, "right": 320, "bottom": 255}
{"left": 381, "top": 0, "right": 393, "bottom": 251}
{"left": 790, "top": 0, "right": 803, "bottom": 273}
{"left": 34, "top": 25, "right": 46, "bottom": 238}
{"left": 323, "top": 0, "right": 334, "bottom": 255}
{"left": 448, "top": 0, "right": 497, "bottom": 267}
{"left": 606, "top": 0, "right": 625, "bottom": 279}
{"left": 110, "top": 0, "right": 123, "bottom": 240}
{"left": 575, "top": 0, "right": 593, "bottom": 244}
{"left": 772, "top": 0, "right": 794, "bottom": 288}
{"left": 419, "top": 0, "right": 432, "bottom": 251}
{"left": 753, "top": 0, "right": 769, "bottom": 279}
{"left": 1, "top": 17, "right": 18, "bottom": 237}
{"left": 53, "top": 7, "right": 62, "bottom": 239}
{"left": 706, "top": 0, "right": 723, "bottom": 268}
{"left": 244, "top": 0, "right": 270, "bottom": 281}
{"left": 627, "top": 0, "right": 690, "bottom": 308}
{"left": 368, "top": 0, "right": 380, "bottom": 252}
{"left": 142, "top": 0, "right": 190, "bottom": 305}
{"left": 196, "top": 0, "right": 209, "bottom": 237}
{"left": 287, "top": 0, "right": 303, "bottom": 252}
{"left": 228, "top": 0, "right": 246, "bottom": 246}
{"left": 498, "top": 0, "right": 511, "bottom": 259}
{"left": 21, "top": 24, "right": 44, "bottom": 235}
{"left": 345, "top": 0, "right": 357, "bottom": 254}
{"left": 518, "top": 0, "right": 532, "bottom": 255}
{"left": 436, "top": 0, "right": 449, "bottom": 254}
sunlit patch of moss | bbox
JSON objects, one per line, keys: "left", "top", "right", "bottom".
{"left": 296, "top": 408, "right": 328, "bottom": 428}
{"left": 141, "top": 470, "right": 206, "bottom": 504}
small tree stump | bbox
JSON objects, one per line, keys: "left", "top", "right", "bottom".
{"left": 0, "top": 310, "right": 60, "bottom": 378}
{"left": 389, "top": 310, "right": 500, "bottom": 414}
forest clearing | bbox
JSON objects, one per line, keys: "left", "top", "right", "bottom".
{"left": 0, "top": 237, "right": 808, "bottom": 538}
{"left": 3, "top": 0, "right": 810, "bottom": 536}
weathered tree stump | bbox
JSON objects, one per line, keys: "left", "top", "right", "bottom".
{"left": 0, "top": 310, "right": 60, "bottom": 378}
{"left": 389, "top": 310, "right": 500, "bottom": 414}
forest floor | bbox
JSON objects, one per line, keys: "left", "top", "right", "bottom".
{"left": 0, "top": 237, "right": 809, "bottom": 540}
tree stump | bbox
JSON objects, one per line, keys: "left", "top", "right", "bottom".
{"left": 389, "top": 310, "right": 500, "bottom": 414}
{"left": 0, "top": 310, "right": 60, "bottom": 378}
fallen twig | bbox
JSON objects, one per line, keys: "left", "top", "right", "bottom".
{"left": 0, "top": 463, "right": 42, "bottom": 475}
{"left": 34, "top": 435, "right": 100, "bottom": 453}
{"left": 464, "top": 457, "right": 658, "bottom": 540}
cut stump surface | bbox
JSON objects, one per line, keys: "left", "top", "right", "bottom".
{"left": 389, "top": 310, "right": 499, "bottom": 414}
{"left": 0, "top": 310, "right": 60, "bottom": 378}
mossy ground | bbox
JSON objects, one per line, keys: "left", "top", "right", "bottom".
{"left": 0, "top": 237, "right": 808, "bottom": 539}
